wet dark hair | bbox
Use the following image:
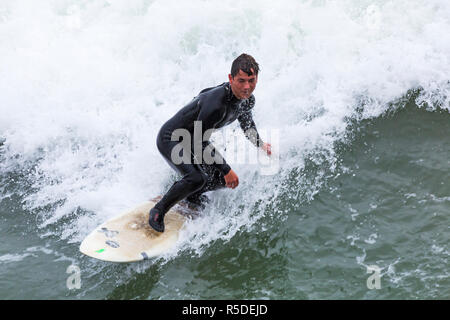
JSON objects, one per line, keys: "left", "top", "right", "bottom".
{"left": 230, "top": 53, "right": 260, "bottom": 78}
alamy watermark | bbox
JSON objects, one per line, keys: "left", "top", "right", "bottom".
{"left": 366, "top": 265, "right": 381, "bottom": 290}
{"left": 66, "top": 264, "right": 81, "bottom": 290}
{"left": 170, "top": 121, "right": 280, "bottom": 176}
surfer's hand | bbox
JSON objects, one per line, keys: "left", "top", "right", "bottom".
{"left": 261, "top": 142, "right": 272, "bottom": 156}
{"left": 224, "top": 169, "right": 239, "bottom": 189}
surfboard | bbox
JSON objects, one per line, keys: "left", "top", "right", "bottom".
{"left": 79, "top": 197, "right": 199, "bottom": 262}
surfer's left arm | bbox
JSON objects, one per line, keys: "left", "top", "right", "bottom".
{"left": 237, "top": 95, "right": 271, "bottom": 156}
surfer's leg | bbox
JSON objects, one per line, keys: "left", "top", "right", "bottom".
{"left": 157, "top": 168, "right": 207, "bottom": 211}
{"left": 150, "top": 162, "right": 207, "bottom": 232}
{"left": 149, "top": 131, "right": 209, "bottom": 232}
{"left": 184, "top": 141, "right": 228, "bottom": 207}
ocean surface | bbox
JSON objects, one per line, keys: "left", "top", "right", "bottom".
{"left": 0, "top": 0, "right": 449, "bottom": 299}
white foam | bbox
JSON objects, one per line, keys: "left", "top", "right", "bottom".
{"left": 0, "top": 253, "right": 32, "bottom": 264}
{"left": 0, "top": 246, "right": 55, "bottom": 264}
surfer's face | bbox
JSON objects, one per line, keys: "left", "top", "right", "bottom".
{"left": 228, "top": 69, "right": 257, "bottom": 100}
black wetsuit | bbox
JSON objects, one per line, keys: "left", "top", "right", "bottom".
{"left": 150, "top": 82, "right": 262, "bottom": 231}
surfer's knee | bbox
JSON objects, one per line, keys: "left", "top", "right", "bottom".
{"left": 185, "top": 171, "right": 207, "bottom": 191}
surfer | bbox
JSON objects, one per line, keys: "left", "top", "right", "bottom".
{"left": 149, "top": 53, "right": 271, "bottom": 232}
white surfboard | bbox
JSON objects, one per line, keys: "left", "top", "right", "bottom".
{"left": 79, "top": 197, "right": 198, "bottom": 262}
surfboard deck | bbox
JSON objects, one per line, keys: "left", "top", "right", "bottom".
{"left": 79, "top": 197, "right": 199, "bottom": 263}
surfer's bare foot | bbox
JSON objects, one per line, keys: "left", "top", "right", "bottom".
{"left": 149, "top": 207, "right": 165, "bottom": 232}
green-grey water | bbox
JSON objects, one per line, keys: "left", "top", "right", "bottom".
{"left": 1, "top": 103, "right": 448, "bottom": 299}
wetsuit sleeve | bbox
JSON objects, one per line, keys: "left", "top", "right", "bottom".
{"left": 237, "top": 95, "right": 263, "bottom": 148}
{"left": 196, "top": 90, "right": 232, "bottom": 175}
